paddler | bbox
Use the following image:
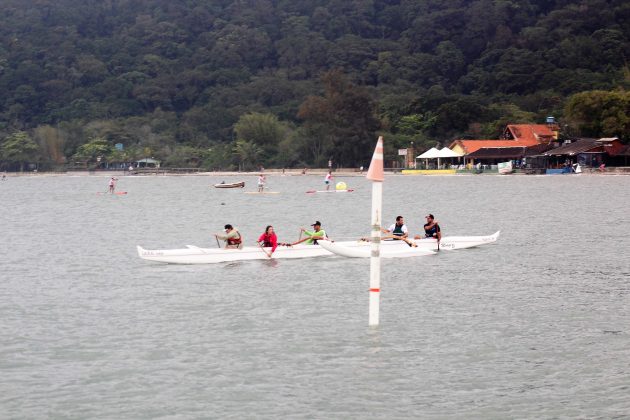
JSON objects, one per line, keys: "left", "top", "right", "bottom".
{"left": 257, "top": 173, "right": 266, "bottom": 192}
{"left": 108, "top": 177, "right": 118, "bottom": 193}
{"left": 381, "top": 215, "right": 416, "bottom": 247}
{"left": 215, "top": 224, "right": 243, "bottom": 249}
{"left": 291, "top": 221, "right": 328, "bottom": 245}
{"left": 324, "top": 171, "right": 333, "bottom": 190}
{"left": 415, "top": 214, "right": 441, "bottom": 242}
{"left": 257, "top": 225, "right": 278, "bottom": 257}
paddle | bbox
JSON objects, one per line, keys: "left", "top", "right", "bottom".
{"left": 435, "top": 223, "right": 441, "bottom": 251}
{"left": 381, "top": 234, "right": 417, "bottom": 247}
{"left": 215, "top": 235, "right": 221, "bottom": 248}
{"left": 257, "top": 242, "right": 272, "bottom": 258}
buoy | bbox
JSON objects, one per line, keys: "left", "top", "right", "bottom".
{"left": 336, "top": 181, "right": 347, "bottom": 190}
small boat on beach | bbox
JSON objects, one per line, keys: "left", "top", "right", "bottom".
{"left": 498, "top": 161, "right": 514, "bottom": 174}
{"left": 214, "top": 181, "right": 245, "bottom": 188}
{"left": 137, "top": 231, "right": 499, "bottom": 264}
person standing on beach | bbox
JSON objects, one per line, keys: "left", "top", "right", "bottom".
{"left": 257, "top": 173, "right": 266, "bottom": 192}
{"left": 324, "top": 171, "right": 333, "bottom": 190}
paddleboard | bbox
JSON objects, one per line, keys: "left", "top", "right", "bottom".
{"left": 306, "top": 189, "right": 354, "bottom": 194}
{"left": 97, "top": 191, "right": 128, "bottom": 195}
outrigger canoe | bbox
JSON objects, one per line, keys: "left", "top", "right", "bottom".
{"left": 318, "top": 231, "right": 500, "bottom": 258}
{"left": 137, "top": 231, "right": 499, "bottom": 264}
{"left": 214, "top": 181, "right": 245, "bottom": 188}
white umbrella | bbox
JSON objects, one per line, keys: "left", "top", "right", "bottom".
{"left": 436, "top": 147, "right": 463, "bottom": 168}
{"left": 416, "top": 147, "right": 441, "bottom": 169}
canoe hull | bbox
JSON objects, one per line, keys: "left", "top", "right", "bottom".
{"left": 318, "top": 231, "right": 500, "bottom": 258}
{"left": 137, "top": 232, "right": 499, "bottom": 264}
{"left": 318, "top": 240, "right": 436, "bottom": 258}
{"left": 137, "top": 244, "right": 330, "bottom": 264}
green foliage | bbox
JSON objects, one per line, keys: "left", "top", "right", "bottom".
{"left": 564, "top": 90, "right": 630, "bottom": 139}
{"left": 0, "top": 131, "right": 40, "bottom": 171}
{"left": 72, "top": 137, "right": 112, "bottom": 163}
{"left": 298, "top": 70, "right": 381, "bottom": 166}
{"left": 0, "top": 0, "right": 627, "bottom": 169}
{"left": 233, "top": 139, "right": 263, "bottom": 171}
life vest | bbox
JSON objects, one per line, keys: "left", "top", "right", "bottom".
{"left": 261, "top": 233, "right": 273, "bottom": 247}
{"left": 392, "top": 224, "right": 405, "bottom": 237}
{"left": 227, "top": 231, "right": 242, "bottom": 246}
{"left": 425, "top": 223, "right": 440, "bottom": 238}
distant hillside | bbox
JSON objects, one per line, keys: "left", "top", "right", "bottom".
{"left": 0, "top": 0, "right": 628, "bottom": 170}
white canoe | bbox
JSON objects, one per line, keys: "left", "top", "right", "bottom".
{"left": 137, "top": 231, "right": 499, "bottom": 264}
{"left": 137, "top": 243, "right": 330, "bottom": 264}
{"left": 318, "top": 240, "right": 436, "bottom": 258}
{"left": 318, "top": 231, "right": 499, "bottom": 258}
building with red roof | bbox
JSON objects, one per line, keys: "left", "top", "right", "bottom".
{"left": 449, "top": 123, "right": 558, "bottom": 165}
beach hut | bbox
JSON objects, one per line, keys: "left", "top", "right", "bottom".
{"left": 135, "top": 158, "right": 161, "bottom": 168}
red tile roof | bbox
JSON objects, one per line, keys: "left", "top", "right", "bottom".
{"left": 505, "top": 124, "right": 556, "bottom": 145}
{"left": 450, "top": 124, "right": 558, "bottom": 155}
{"left": 449, "top": 139, "right": 528, "bottom": 154}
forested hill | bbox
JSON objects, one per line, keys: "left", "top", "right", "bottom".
{"left": 0, "top": 0, "right": 629, "bottom": 170}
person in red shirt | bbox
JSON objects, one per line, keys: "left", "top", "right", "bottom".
{"left": 257, "top": 225, "right": 278, "bottom": 257}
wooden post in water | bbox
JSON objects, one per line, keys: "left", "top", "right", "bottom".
{"left": 366, "top": 136, "right": 384, "bottom": 326}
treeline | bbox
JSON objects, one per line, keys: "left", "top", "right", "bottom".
{"left": 0, "top": 0, "right": 629, "bottom": 171}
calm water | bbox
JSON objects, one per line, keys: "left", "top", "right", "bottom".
{"left": 1, "top": 173, "right": 629, "bottom": 419}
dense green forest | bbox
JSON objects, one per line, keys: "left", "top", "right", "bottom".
{"left": 0, "top": 0, "right": 629, "bottom": 171}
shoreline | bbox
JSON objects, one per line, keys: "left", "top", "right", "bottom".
{"left": 3, "top": 167, "right": 630, "bottom": 177}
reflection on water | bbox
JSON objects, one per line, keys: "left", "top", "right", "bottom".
{"left": 1, "top": 174, "right": 629, "bottom": 418}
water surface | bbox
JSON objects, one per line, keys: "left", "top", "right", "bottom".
{"left": 1, "top": 173, "right": 629, "bottom": 418}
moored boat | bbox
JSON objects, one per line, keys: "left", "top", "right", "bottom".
{"left": 214, "top": 181, "right": 245, "bottom": 188}
{"left": 498, "top": 161, "right": 514, "bottom": 174}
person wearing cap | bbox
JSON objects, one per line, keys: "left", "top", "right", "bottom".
{"left": 215, "top": 224, "right": 243, "bottom": 249}
{"left": 415, "top": 214, "right": 441, "bottom": 242}
{"left": 291, "top": 221, "right": 327, "bottom": 245}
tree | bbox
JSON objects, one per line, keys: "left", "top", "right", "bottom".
{"left": 233, "top": 112, "right": 288, "bottom": 161}
{"left": 233, "top": 139, "right": 262, "bottom": 171}
{"left": 72, "top": 137, "right": 112, "bottom": 167}
{"left": 297, "top": 70, "right": 381, "bottom": 166}
{"left": 564, "top": 90, "right": 630, "bottom": 140}
{"left": 1, "top": 131, "right": 40, "bottom": 171}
